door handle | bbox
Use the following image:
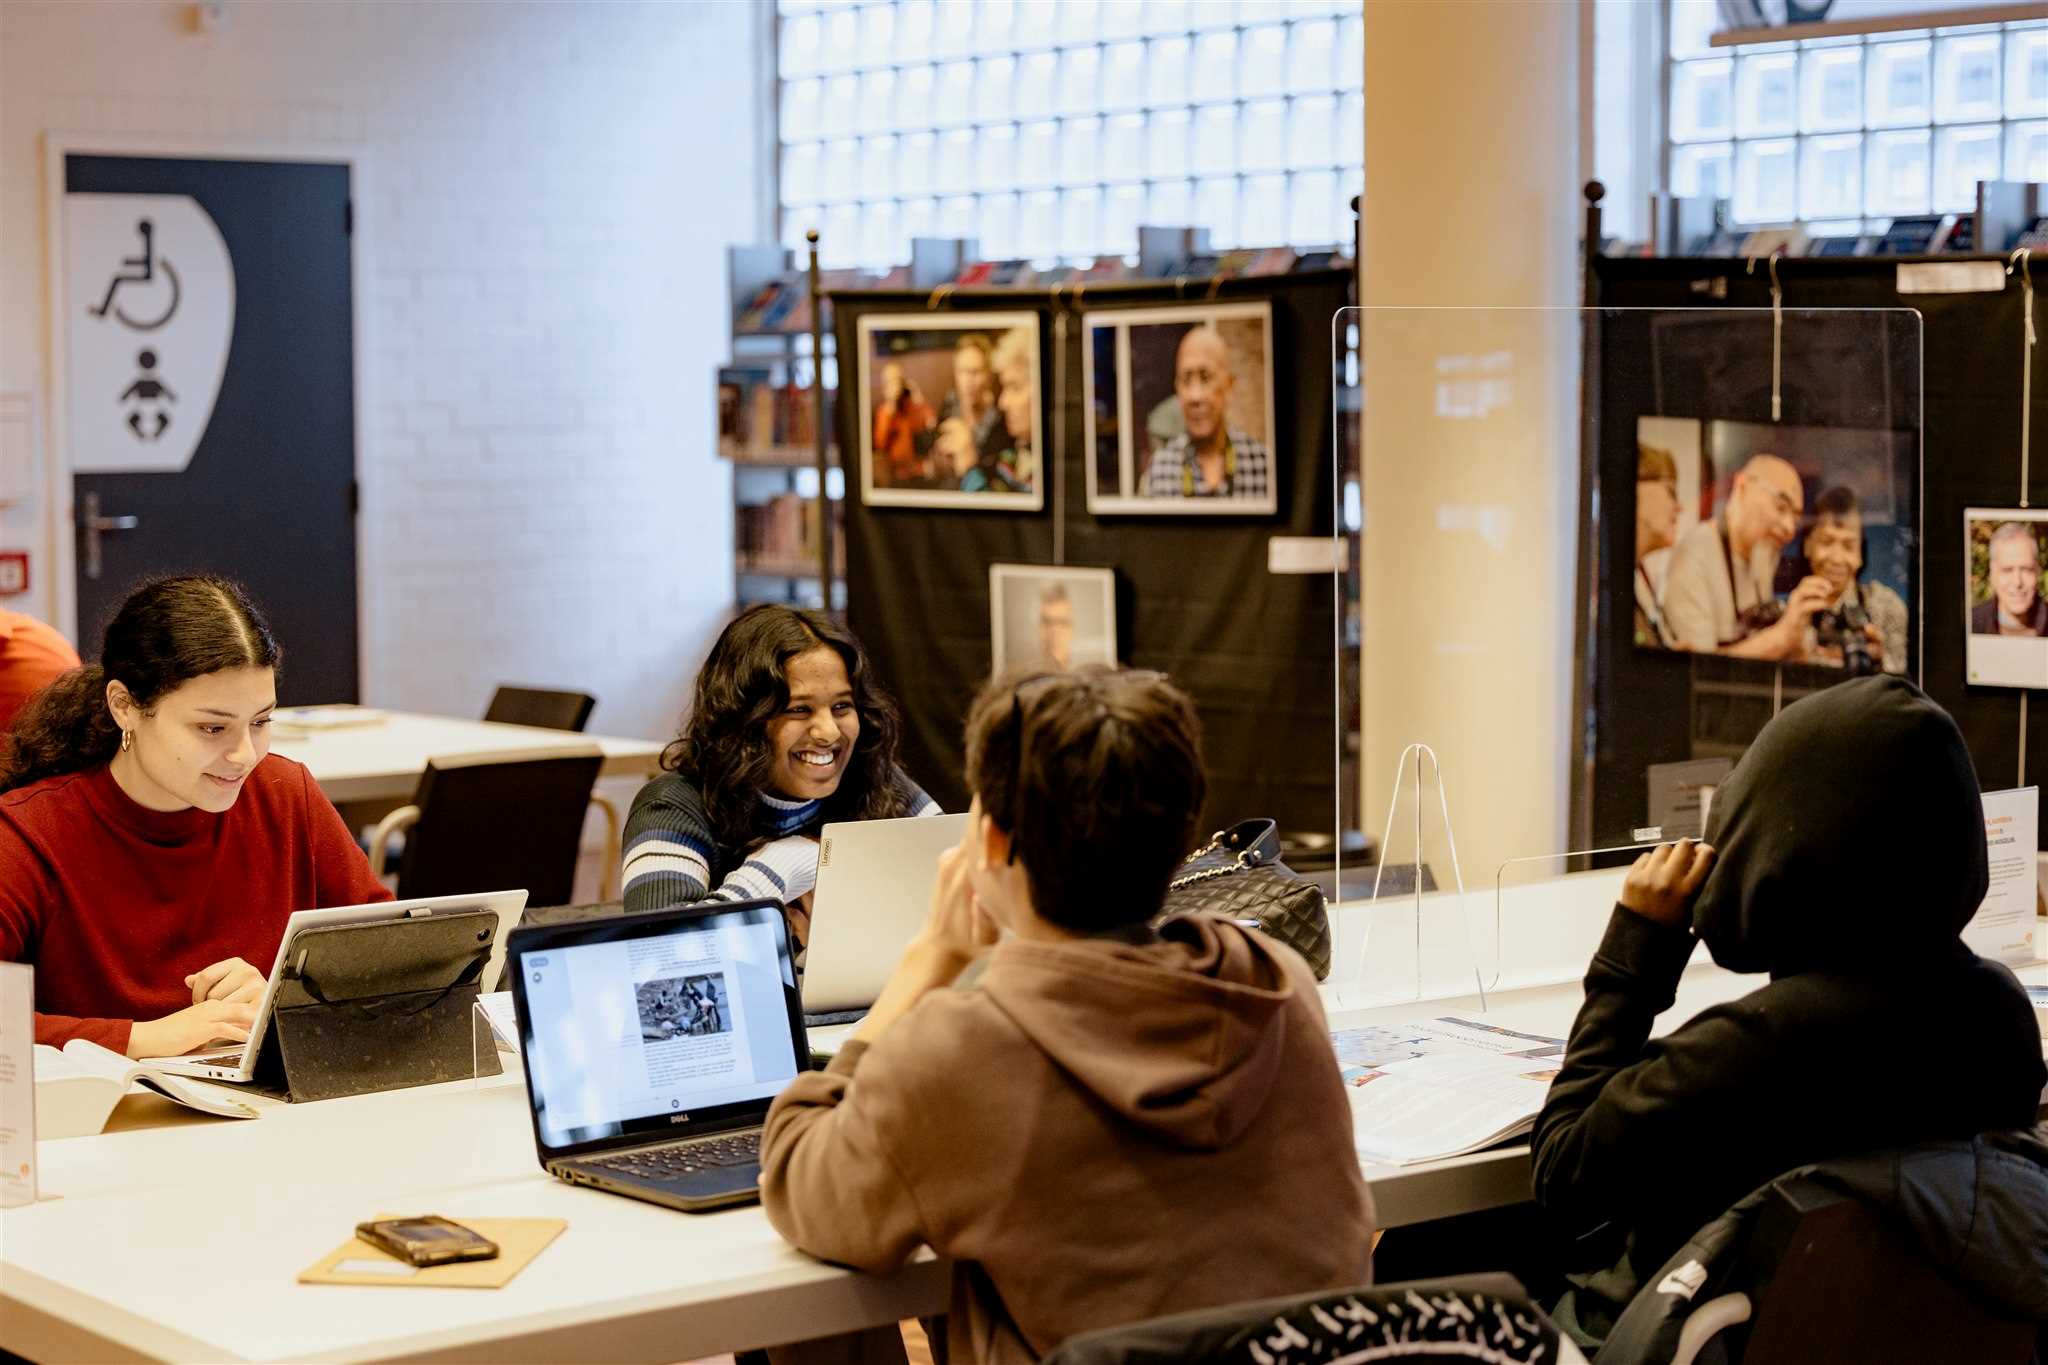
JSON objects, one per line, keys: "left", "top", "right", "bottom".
{"left": 79, "top": 491, "right": 140, "bottom": 581}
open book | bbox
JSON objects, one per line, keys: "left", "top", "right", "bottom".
{"left": 33, "top": 1039, "right": 259, "bottom": 1138}
{"left": 1335, "top": 1016, "right": 1566, "bottom": 1166}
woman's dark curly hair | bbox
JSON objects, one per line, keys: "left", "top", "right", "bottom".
{"left": 1, "top": 575, "right": 280, "bottom": 793}
{"left": 663, "top": 605, "right": 911, "bottom": 854}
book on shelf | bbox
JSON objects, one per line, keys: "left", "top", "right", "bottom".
{"left": 1334, "top": 1015, "right": 1566, "bottom": 1166}
{"left": 34, "top": 1038, "right": 259, "bottom": 1137}
{"left": 718, "top": 369, "right": 838, "bottom": 465}
{"left": 736, "top": 492, "right": 845, "bottom": 578}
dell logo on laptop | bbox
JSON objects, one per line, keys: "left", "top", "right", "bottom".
{"left": 669, "top": 1112, "right": 690, "bottom": 1124}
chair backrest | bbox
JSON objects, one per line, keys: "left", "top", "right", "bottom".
{"left": 1732, "top": 1178, "right": 2037, "bottom": 1365}
{"left": 398, "top": 746, "right": 604, "bottom": 908}
{"left": 1040, "top": 1274, "right": 1585, "bottom": 1365}
{"left": 483, "top": 685, "right": 596, "bottom": 733}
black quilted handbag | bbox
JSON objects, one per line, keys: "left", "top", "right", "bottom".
{"left": 1157, "top": 818, "right": 1332, "bottom": 979}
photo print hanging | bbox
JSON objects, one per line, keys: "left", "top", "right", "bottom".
{"left": 1084, "top": 300, "right": 1278, "bottom": 516}
{"left": 1964, "top": 509, "right": 2048, "bottom": 689}
{"left": 1632, "top": 417, "right": 1915, "bottom": 677}
{"left": 855, "top": 311, "right": 1042, "bottom": 512}
{"left": 988, "top": 563, "right": 1118, "bottom": 676}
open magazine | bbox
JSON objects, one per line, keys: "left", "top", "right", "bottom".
{"left": 33, "top": 1039, "right": 258, "bottom": 1138}
{"left": 1335, "top": 1017, "right": 1565, "bottom": 1166}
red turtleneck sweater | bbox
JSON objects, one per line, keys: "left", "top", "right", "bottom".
{"left": 0, "top": 754, "right": 390, "bottom": 1051}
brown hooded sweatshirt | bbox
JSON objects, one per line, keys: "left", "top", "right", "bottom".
{"left": 759, "top": 913, "right": 1375, "bottom": 1364}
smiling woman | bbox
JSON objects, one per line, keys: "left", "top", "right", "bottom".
{"left": 622, "top": 605, "right": 938, "bottom": 937}
{"left": 0, "top": 576, "right": 391, "bottom": 1059}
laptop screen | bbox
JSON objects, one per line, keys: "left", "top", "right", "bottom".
{"left": 517, "top": 903, "right": 803, "bottom": 1151}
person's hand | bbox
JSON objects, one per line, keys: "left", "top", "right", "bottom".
{"left": 1618, "top": 838, "right": 1715, "bottom": 930}
{"left": 785, "top": 890, "right": 814, "bottom": 952}
{"left": 186, "top": 957, "right": 264, "bottom": 1006}
{"left": 883, "top": 370, "right": 904, "bottom": 403}
{"left": 1763, "top": 576, "right": 1834, "bottom": 659}
{"left": 1862, "top": 622, "right": 1885, "bottom": 667}
{"left": 126, "top": 1000, "right": 258, "bottom": 1059}
{"left": 916, "top": 818, "right": 999, "bottom": 966}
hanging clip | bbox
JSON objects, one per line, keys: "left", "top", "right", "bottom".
{"left": 925, "top": 283, "right": 956, "bottom": 311}
{"left": 1748, "top": 249, "right": 1786, "bottom": 422}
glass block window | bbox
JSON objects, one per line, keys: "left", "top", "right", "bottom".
{"left": 777, "top": 0, "right": 1365, "bottom": 270}
{"left": 1668, "top": 3, "right": 2048, "bottom": 229}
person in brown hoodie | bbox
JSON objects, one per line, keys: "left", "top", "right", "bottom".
{"left": 759, "top": 666, "right": 1375, "bottom": 1364}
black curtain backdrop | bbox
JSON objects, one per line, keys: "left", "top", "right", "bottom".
{"left": 1586, "top": 257, "right": 2048, "bottom": 845}
{"left": 836, "top": 272, "right": 1348, "bottom": 840}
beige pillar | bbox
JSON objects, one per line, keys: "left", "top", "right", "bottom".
{"left": 1359, "top": 0, "right": 1583, "bottom": 882}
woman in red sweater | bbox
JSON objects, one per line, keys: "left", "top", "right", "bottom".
{"left": 0, "top": 576, "right": 388, "bottom": 1057}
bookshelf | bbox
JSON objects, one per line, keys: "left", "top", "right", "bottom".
{"left": 721, "top": 242, "right": 851, "bottom": 613}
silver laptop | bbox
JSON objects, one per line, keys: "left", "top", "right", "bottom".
{"left": 146, "top": 889, "right": 528, "bottom": 1081}
{"left": 802, "top": 812, "right": 970, "bottom": 1016}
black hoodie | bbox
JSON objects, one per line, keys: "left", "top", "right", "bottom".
{"left": 1531, "top": 675, "right": 2046, "bottom": 1289}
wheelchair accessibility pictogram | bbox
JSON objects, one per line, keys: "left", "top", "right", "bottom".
{"left": 88, "top": 218, "right": 181, "bottom": 332}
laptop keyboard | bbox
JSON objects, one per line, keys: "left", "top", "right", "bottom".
{"left": 583, "top": 1131, "right": 762, "bottom": 1181}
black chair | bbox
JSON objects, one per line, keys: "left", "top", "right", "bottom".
{"left": 369, "top": 745, "right": 604, "bottom": 908}
{"left": 1603, "top": 1168, "right": 2044, "bottom": 1365}
{"left": 1039, "top": 1274, "right": 1584, "bottom": 1365}
{"left": 483, "top": 685, "right": 596, "bottom": 733}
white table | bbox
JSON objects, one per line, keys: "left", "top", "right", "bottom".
{"left": 270, "top": 707, "right": 667, "bottom": 902}
{"left": 2, "top": 1069, "right": 946, "bottom": 1363}
{"left": 270, "top": 707, "right": 665, "bottom": 806}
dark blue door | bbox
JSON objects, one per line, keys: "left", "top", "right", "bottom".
{"left": 66, "top": 155, "right": 358, "bottom": 703}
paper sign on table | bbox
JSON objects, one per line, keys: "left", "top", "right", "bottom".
{"left": 0, "top": 962, "right": 36, "bottom": 1207}
{"left": 1968, "top": 788, "right": 2040, "bottom": 965}
{"left": 299, "top": 1216, "right": 566, "bottom": 1288}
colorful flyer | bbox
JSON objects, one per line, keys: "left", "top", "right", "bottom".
{"left": 0, "top": 961, "right": 36, "bottom": 1208}
{"left": 1967, "top": 788, "right": 2040, "bottom": 965}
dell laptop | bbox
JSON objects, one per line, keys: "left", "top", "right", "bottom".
{"left": 803, "top": 811, "right": 970, "bottom": 1017}
{"left": 146, "top": 889, "right": 528, "bottom": 1082}
{"left": 506, "top": 899, "right": 807, "bottom": 1212}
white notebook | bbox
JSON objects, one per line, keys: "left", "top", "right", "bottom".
{"left": 1335, "top": 1016, "right": 1566, "bottom": 1166}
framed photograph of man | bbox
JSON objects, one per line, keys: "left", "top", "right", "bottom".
{"left": 855, "top": 312, "right": 1042, "bottom": 512}
{"left": 989, "top": 563, "right": 1117, "bottom": 675}
{"left": 1634, "top": 418, "right": 1915, "bottom": 676}
{"left": 1084, "top": 301, "right": 1278, "bottom": 516}
{"left": 1964, "top": 509, "right": 2048, "bottom": 689}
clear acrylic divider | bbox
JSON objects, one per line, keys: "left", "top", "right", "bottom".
{"left": 1328, "top": 303, "right": 1922, "bottom": 1008}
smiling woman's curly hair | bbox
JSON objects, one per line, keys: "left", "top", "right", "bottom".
{"left": 663, "top": 605, "right": 911, "bottom": 854}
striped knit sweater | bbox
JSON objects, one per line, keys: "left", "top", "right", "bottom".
{"left": 621, "top": 768, "right": 939, "bottom": 913}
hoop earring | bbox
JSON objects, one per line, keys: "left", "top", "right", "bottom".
{"left": 119, "top": 728, "right": 133, "bottom": 754}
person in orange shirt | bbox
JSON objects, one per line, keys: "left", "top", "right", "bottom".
{"left": 0, "top": 609, "right": 82, "bottom": 734}
{"left": 870, "top": 361, "right": 934, "bottom": 487}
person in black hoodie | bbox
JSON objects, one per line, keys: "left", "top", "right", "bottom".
{"left": 1531, "top": 674, "right": 2046, "bottom": 1341}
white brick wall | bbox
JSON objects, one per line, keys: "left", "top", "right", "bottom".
{"left": 0, "top": 0, "right": 756, "bottom": 741}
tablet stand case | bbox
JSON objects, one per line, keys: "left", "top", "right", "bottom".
{"left": 267, "top": 910, "right": 502, "bottom": 1102}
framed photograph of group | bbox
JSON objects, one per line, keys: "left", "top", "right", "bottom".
{"left": 1964, "top": 508, "right": 2048, "bottom": 690}
{"left": 1630, "top": 416, "right": 1915, "bottom": 678}
{"left": 988, "top": 563, "right": 1118, "bottom": 675}
{"left": 855, "top": 312, "right": 1042, "bottom": 512}
{"left": 1084, "top": 300, "right": 1278, "bottom": 516}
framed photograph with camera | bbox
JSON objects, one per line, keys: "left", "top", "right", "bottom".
{"left": 1964, "top": 509, "right": 2048, "bottom": 689}
{"left": 1632, "top": 417, "right": 1915, "bottom": 677}
{"left": 855, "top": 312, "right": 1042, "bottom": 512}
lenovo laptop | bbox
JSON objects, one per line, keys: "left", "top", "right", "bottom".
{"left": 506, "top": 900, "right": 807, "bottom": 1212}
{"left": 145, "top": 889, "right": 528, "bottom": 1082}
{"left": 802, "top": 812, "right": 970, "bottom": 1017}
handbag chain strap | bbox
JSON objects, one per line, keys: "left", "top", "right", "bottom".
{"left": 1168, "top": 829, "right": 1263, "bottom": 891}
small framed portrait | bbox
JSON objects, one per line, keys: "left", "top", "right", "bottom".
{"left": 856, "top": 312, "right": 1042, "bottom": 512}
{"left": 1965, "top": 509, "right": 2048, "bottom": 689}
{"left": 989, "top": 563, "right": 1118, "bottom": 675}
{"left": 1084, "top": 300, "right": 1277, "bottom": 517}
